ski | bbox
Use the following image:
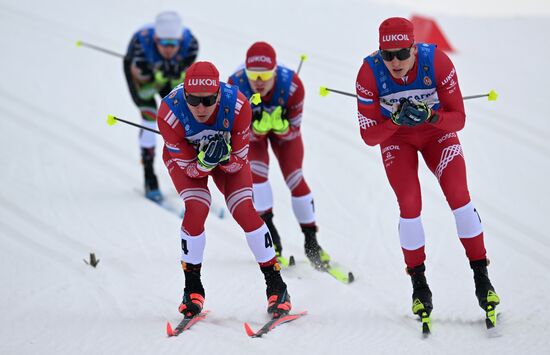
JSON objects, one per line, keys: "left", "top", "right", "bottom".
{"left": 244, "top": 311, "right": 307, "bottom": 338}
{"left": 420, "top": 311, "right": 431, "bottom": 337}
{"left": 277, "top": 255, "right": 295, "bottom": 268}
{"left": 484, "top": 291, "right": 500, "bottom": 329}
{"left": 308, "top": 251, "right": 354, "bottom": 284}
{"left": 312, "top": 260, "right": 354, "bottom": 284}
{"left": 325, "top": 264, "right": 354, "bottom": 284}
{"left": 166, "top": 311, "right": 209, "bottom": 337}
{"left": 485, "top": 304, "right": 499, "bottom": 329}
{"left": 485, "top": 308, "right": 503, "bottom": 338}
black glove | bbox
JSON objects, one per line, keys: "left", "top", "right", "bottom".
{"left": 160, "top": 61, "right": 181, "bottom": 80}
{"left": 251, "top": 106, "right": 263, "bottom": 122}
{"left": 391, "top": 98, "right": 433, "bottom": 126}
{"left": 197, "top": 134, "right": 231, "bottom": 170}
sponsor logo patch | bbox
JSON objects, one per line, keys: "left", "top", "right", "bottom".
{"left": 187, "top": 78, "right": 218, "bottom": 87}
{"left": 247, "top": 55, "right": 273, "bottom": 65}
{"left": 356, "top": 82, "right": 374, "bottom": 97}
{"left": 381, "top": 34, "right": 410, "bottom": 42}
{"left": 382, "top": 145, "right": 400, "bottom": 154}
{"left": 423, "top": 76, "right": 432, "bottom": 86}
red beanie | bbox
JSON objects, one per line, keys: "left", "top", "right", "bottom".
{"left": 184, "top": 61, "right": 220, "bottom": 93}
{"left": 246, "top": 42, "right": 276, "bottom": 70}
{"left": 379, "top": 17, "right": 415, "bottom": 50}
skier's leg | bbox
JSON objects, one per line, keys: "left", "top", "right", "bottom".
{"left": 422, "top": 134, "right": 499, "bottom": 310}
{"left": 124, "top": 58, "right": 162, "bottom": 200}
{"left": 214, "top": 167, "right": 291, "bottom": 314}
{"left": 381, "top": 140, "right": 433, "bottom": 314}
{"left": 380, "top": 141, "right": 426, "bottom": 268}
{"left": 163, "top": 148, "right": 210, "bottom": 317}
{"left": 422, "top": 135, "right": 487, "bottom": 261}
{"left": 249, "top": 138, "right": 284, "bottom": 255}
{"left": 273, "top": 136, "right": 328, "bottom": 267}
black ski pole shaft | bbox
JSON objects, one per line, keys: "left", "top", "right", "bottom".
{"left": 76, "top": 40, "right": 124, "bottom": 58}
{"left": 296, "top": 55, "right": 307, "bottom": 75}
{"left": 319, "top": 86, "right": 357, "bottom": 98}
{"left": 106, "top": 115, "right": 160, "bottom": 134}
{"left": 463, "top": 93, "right": 489, "bottom": 100}
{"left": 320, "top": 86, "right": 498, "bottom": 102}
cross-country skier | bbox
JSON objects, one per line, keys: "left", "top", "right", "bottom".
{"left": 157, "top": 61, "right": 291, "bottom": 318}
{"left": 228, "top": 42, "right": 330, "bottom": 270}
{"left": 123, "top": 11, "right": 199, "bottom": 202}
{"left": 355, "top": 17, "right": 500, "bottom": 321}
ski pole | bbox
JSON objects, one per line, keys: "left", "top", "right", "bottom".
{"left": 108, "top": 91, "right": 263, "bottom": 133}
{"left": 106, "top": 115, "right": 160, "bottom": 134}
{"left": 76, "top": 40, "right": 124, "bottom": 58}
{"left": 319, "top": 86, "right": 357, "bottom": 98}
{"left": 297, "top": 54, "right": 307, "bottom": 75}
{"left": 319, "top": 86, "right": 499, "bottom": 102}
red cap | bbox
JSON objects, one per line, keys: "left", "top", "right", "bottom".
{"left": 246, "top": 42, "right": 276, "bottom": 70}
{"left": 184, "top": 61, "right": 220, "bottom": 93}
{"left": 379, "top": 17, "right": 415, "bottom": 50}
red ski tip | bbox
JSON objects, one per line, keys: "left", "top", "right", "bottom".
{"left": 166, "top": 322, "right": 174, "bottom": 336}
{"left": 244, "top": 322, "right": 255, "bottom": 337}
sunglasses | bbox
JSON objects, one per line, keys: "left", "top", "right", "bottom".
{"left": 158, "top": 38, "right": 180, "bottom": 47}
{"left": 245, "top": 69, "right": 275, "bottom": 81}
{"left": 380, "top": 46, "right": 413, "bottom": 61}
{"left": 185, "top": 92, "right": 218, "bottom": 107}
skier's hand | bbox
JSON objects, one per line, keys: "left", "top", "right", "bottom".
{"left": 160, "top": 61, "right": 181, "bottom": 80}
{"left": 170, "top": 71, "right": 186, "bottom": 87}
{"left": 197, "top": 134, "right": 232, "bottom": 169}
{"left": 218, "top": 132, "right": 232, "bottom": 164}
{"left": 137, "top": 82, "right": 157, "bottom": 100}
{"left": 391, "top": 98, "right": 432, "bottom": 126}
{"left": 390, "top": 98, "right": 407, "bottom": 125}
{"left": 401, "top": 100, "right": 433, "bottom": 125}
{"left": 270, "top": 106, "right": 289, "bottom": 135}
{"left": 251, "top": 106, "right": 263, "bottom": 122}
{"left": 252, "top": 111, "right": 272, "bottom": 135}
{"left": 154, "top": 70, "right": 170, "bottom": 87}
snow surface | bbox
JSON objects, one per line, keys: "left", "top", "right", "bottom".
{"left": 1, "top": 0, "right": 550, "bottom": 354}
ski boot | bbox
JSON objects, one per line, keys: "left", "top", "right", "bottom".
{"left": 261, "top": 262, "right": 292, "bottom": 317}
{"left": 141, "top": 147, "right": 163, "bottom": 202}
{"left": 261, "top": 212, "right": 294, "bottom": 267}
{"left": 407, "top": 263, "right": 433, "bottom": 335}
{"left": 302, "top": 226, "right": 330, "bottom": 270}
{"left": 470, "top": 259, "right": 500, "bottom": 328}
{"left": 178, "top": 262, "right": 205, "bottom": 318}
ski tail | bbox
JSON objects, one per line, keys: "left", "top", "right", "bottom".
{"left": 244, "top": 311, "right": 307, "bottom": 338}
{"left": 166, "top": 311, "right": 209, "bottom": 337}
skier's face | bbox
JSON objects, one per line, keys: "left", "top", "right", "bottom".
{"left": 247, "top": 70, "right": 276, "bottom": 97}
{"left": 156, "top": 38, "right": 180, "bottom": 59}
{"left": 185, "top": 90, "right": 220, "bottom": 123}
{"left": 381, "top": 45, "right": 417, "bottom": 79}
